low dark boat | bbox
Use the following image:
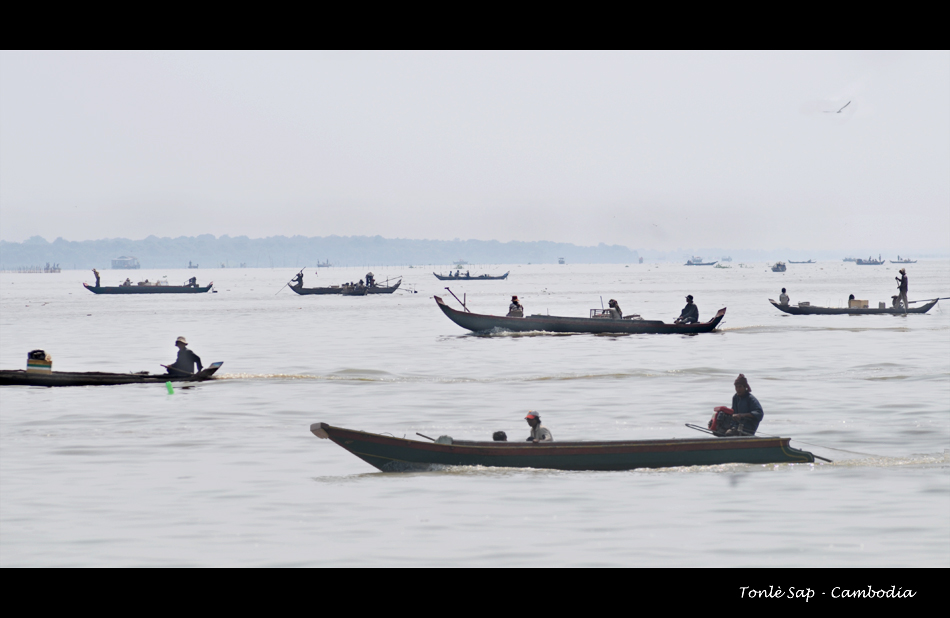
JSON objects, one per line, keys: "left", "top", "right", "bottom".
{"left": 855, "top": 259, "right": 884, "bottom": 265}
{"left": 433, "top": 272, "right": 510, "bottom": 281}
{"left": 788, "top": 260, "right": 815, "bottom": 264}
{"left": 311, "top": 423, "right": 816, "bottom": 472}
{"left": 0, "top": 362, "right": 223, "bottom": 387}
{"left": 84, "top": 282, "right": 212, "bottom": 294}
{"left": 435, "top": 296, "right": 725, "bottom": 334}
{"left": 771, "top": 262, "right": 786, "bottom": 272}
{"left": 685, "top": 258, "right": 717, "bottom": 265}
{"left": 290, "top": 280, "right": 401, "bottom": 295}
{"left": 769, "top": 299, "right": 938, "bottom": 315}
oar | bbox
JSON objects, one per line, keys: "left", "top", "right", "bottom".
{"left": 416, "top": 433, "right": 436, "bottom": 441}
{"left": 444, "top": 287, "right": 471, "bottom": 312}
{"left": 275, "top": 268, "right": 306, "bottom": 295}
{"left": 907, "top": 297, "right": 949, "bottom": 304}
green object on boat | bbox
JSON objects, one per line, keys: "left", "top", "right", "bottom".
{"left": 165, "top": 381, "right": 173, "bottom": 394}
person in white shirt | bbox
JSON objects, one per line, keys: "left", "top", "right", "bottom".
{"left": 779, "top": 288, "right": 790, "bottom": 305}
{"left": 525, "top": 411, "right": 552, "bottom": 442}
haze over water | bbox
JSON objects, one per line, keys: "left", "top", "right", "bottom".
{"left": 1, "top": 261, "right": 948, "bottom": 566}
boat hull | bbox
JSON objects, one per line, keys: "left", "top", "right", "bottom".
{"left": 84, "top": 283, "right": 212, "bottom": 294}
{"left": 433, "top": 272, "right": 509, "bottom": 280}
{"left": 435, "top": 296, "right": 725, "bottom": 334}
{"left": 311, "top": 423, "right": 815, "bottom": 472}
{"left": 291, "top": 280, "right": 401, "bottom": 295}
{"left": 0, "top": 363, "right": 223, "bottom": 387}
{"left": 769, "top": 299, "right": 937, "bottom": 315}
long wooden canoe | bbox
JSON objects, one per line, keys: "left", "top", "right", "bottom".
{"left": 290, "top": 280, "right": 401, "bottom": 295}
{"left": 84, "top": 283, "right": 213, "bottom": 294}
{"left": 311, "top": 423, "right": 816, "bottom": 472}
{"left": 0, "top": 362, "right": 223, "bottom": 387}
{"left": 769, "top": 299, "right": 937, "bottom": 315}
{"left": 435, "top": 295, "right": 726, "bottom": 334}
{"left": 433, "top": 272, "right": 509, "bottom": 280}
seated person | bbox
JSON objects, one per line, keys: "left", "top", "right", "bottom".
{"left": 608, "top": 299, "right": 623, "bottom": 319}
{"left": 727, "top": 374, "right": 763, "bottom": 436}
{"left": 507, "top": 295, "right": 524, "bottom": 317}
{"left": 674, "top": 295, "right": 699, "bottom": 324}
{"left": 779, "top": 288, "right": 789, "bottom": 305}
{"left": 525, "top": 411, "right": 552, "bottom": 443}
{"left": 166, "top": 336, "right": 203, "bottom": 376}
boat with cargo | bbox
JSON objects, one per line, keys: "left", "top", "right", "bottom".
{"left": 1, "top": 362, "right": 223, "bottom": 387}
{"left": 769, "top": 298, "right": 939, "bottom": 315}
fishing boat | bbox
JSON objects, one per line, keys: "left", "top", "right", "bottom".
{"left": 890, "top": 257, "right": 917, "bottom": 264}
{"left": 310, "top": 423, "right": 816, "bottom": 472}
{"left": 558, "top": 257, "right": 566, "bottom": 264}
{"left": 1, "top": 362, "right": 224, "bottom": 387}
{"left": 855, "top": 258, "right": 884, "bottom": 265}
{"left": 788, "top": 260, "right": 815, "bottom": 264}
{"left": 291, "top": 280, "right": 401, "bottom": 295}
{"left": 435, "top": 296, "right": 725, "bottom": 334}
{"left": 685, "top": 256, "right": 717, "bottom": 266}
{"left": 433, "top": 271, "right": 510, "bottom": 281}
{"left": 771, "top": 262, "right": 786, "bottom": 272}
{"left": 769, "top": 299, "right": 938, "bottom": 315}
{"left": 842, "top": 257, "right": 857, "bottom": 262}
{"left": 83, "top": 282, "right": 213, "bottom": 294}
{"left": 714, "top": 263, "right": 731, "bottom": 269}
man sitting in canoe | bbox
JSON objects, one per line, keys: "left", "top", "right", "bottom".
{"left": 674, "top": 295, "right": 699, "bottom": 324}
{"left": 779, "top": 288, "right": 789, "bottom": 305}
{"left": 608, "top": 299, "right": 623, "bottom": 318}
{"left": 508, "top": 295, "right": 524, "bottom": 317}
{"left": 165, "top": 336, "right": 203, "bottom": 376}
{"left": 525, "top": 411, "right": 552, "bottom": 443}
{"left": 727, "top": 374, "right": 763, "bottom": 436}
{"left": 291, "top": 271, "right": 304, "bottom": 289}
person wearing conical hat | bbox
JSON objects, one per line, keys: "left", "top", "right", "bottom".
{"left": 166, "top": 336, "right": 203, "bottom": 376}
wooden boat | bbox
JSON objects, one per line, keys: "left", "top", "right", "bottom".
{"left": 290, "top": 280, "right": 401, "bottom": 295}
{"left": 0, "top": 362, "right": 223, "bottom": 387}
{"left": 855, "top": 259, "right": 884, "bottom": 265}
{"left": 435, "top": 295, "right": 726, "bottom": 334}
{"left": 771, "top": 262, "right": 786, "bottom": 272}
{"left": 769, "top": 299, "right": 938, "bottom": 315}
{"left": 788, "top": 260, "right": 815, "bottom": 264}
{"left": 84, "top": 282, "right": 212, "bottom": 294}
{"left": 433, "top": 271, "right": 510, "bottom": 281}
{"left": 310, "top": 423, "right": 816, "bottom": 472}
{"left": 890, "top": 259, "right": 917, "bottom": 264}
{"left": 685, "top": 256, "right": 717, "bottom": 265}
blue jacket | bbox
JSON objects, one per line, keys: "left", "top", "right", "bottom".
{"left": 731, "top": 392, "right": 763, "bottom": 434}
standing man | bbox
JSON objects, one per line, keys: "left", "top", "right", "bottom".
{"left": 675, "top": 295, "right": 699, "bottom": 324}
{"left": 92, "top": 269, "right": 101, "bottom": 288}
{"left": 166, "top": 337, "right": 203, "bottom": 376}
{"left": 895, "top": 268, "right": 908, "bottom": 314}
{"left": 524, "top": 412, "right": 552, "bottom": 443}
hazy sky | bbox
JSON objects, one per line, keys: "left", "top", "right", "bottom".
{"left": 1, "top": 50, "right": 948, "bottom": 250}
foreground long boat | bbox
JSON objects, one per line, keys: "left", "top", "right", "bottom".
{"left": 0, "top": 362, "right": 223, "bottom": 387}
{"left": 769, "top": 299, "right": 937, "bottom": 315}
{"left": 435, "top": 295, "right": 725, "bottom": 334}
{"left": 433, "top": 272, "right": 509, "bottom": 280}
{"left": 311, "top": 423, "right": 816, "bottom": 471}
{"left": 84, "top": 283, "right": 213, "bottom": 294}
{"left": 291, "top": 280, "right": 401, "bottom": 295}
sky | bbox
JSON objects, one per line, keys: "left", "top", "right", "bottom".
{"left": 1, "top": 50, "right": 948, "bottom": 251}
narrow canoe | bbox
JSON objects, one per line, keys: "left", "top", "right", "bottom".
{"left": 84, "top": 283, "right": 213, "bottom": 294}
{"left": 788, "top": 260, "right": 815, "bottom": 264}
{"left": 435, "top": 295, "right": 725, "bottom": 334}
{"left": 769, "top": 299, "right": 937, "bottom": 315}
{"left": 290, "top": 280, "right": 401, "bottom": 295}
{"left": 889, "top": 260, "right": 917, "bottom": 264}
{"left": 685, "top": 261, "right": 717, "bottom": 266}
{"left": 311, "top": 423, "right": 816, "bottom": 472}
{"left": 0, "top": 362, "right": 223, "bottom": 387}
{"left": 433, "top": 272, "right": 510, "bottom": 280}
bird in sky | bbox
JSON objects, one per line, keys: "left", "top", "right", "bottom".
{"left": 824, "top": 101, "right": 851, "bottom": 114}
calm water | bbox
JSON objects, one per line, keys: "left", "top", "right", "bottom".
{"left": 2, "top": 261, "right": 948, "bottom": 566}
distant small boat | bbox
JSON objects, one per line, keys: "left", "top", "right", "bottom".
{"left": 788, "top": 260, "right": 815, "bottom": 264}
{"left": 433, "top": 272, "right": 509, "bottom": 281}
{"left": 855, "top": 259, "right": 884, "bottom": 265}
{"left": 769, "top": 299, "right": 938, "bottom": 315}
{"left": 316, "top": 261, "right": 332, "bottom": 267}
{"left": 558, "top": 257, "right": 566, "bottom": 264}
{"left": 84, "top": 282, "right": 212, "bottom": 294}
{"left": 720, "top": 256, "right": 732, "bottom": 262}
{"left": 714, "top": 263, "right": 731, "bottom": 269}
{"left": 771, "top": 262, "right": 786, "bottom": 272}
{"left": 291, "top": 280, "right": 401, "bottom": 295}
{"left": 890, "top": 257, "right": 917, "bottom": 264}
{"left": 310, "top": 423, "right": 816, "bottom": 472}
{"left": 686, "top": 256, "right": 717, "bottom": 266}
{"left": 843, "top": 257, "right": 857, "bottom": 262}
{"left": 1, "top": 362, "right": 223, "bottom": 387}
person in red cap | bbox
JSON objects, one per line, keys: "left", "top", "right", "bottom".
{"left": 525, "top": 411, "right": 552, "bottom": 443}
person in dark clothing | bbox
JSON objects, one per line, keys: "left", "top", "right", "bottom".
{"left": 166, "top": 337, "right": 203, "bottom": 376}
{"left": 187, "top": 276, "right": 198, "bottom": 288}
{"left": 895, "top": 268, "right": 908, "bottom": 314}
{"left": 291, "top": 272, "right": 304, "bottom": 288}
{"left": 508, "top": 295, "right": 524, "bottom": 317}
{"left": 92, "top": 269, "right": 101, "bottom": 287}
{"left": 727, "top": 374, "right": 763, "bottom": 436}
{"left": 493, "top": 431, "right": 508, "bottom": 442}
{"left": 675, "top": 295, "right": 699, "bottom": 324}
